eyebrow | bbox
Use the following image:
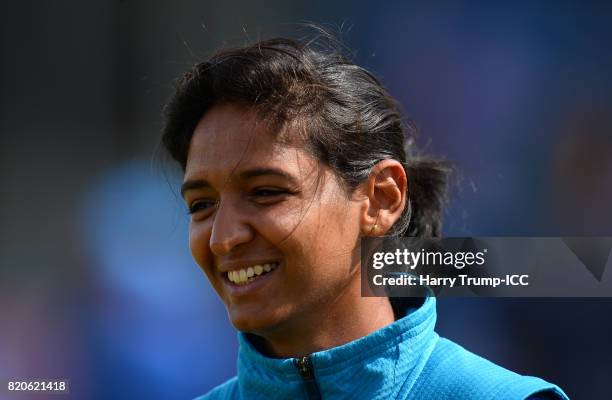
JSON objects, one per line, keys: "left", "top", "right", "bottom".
{"left": 181, "top": 167, "right": 298, "bottom": 199}
{"left": 180, "top": 179, "right": 210, "bottom": 198}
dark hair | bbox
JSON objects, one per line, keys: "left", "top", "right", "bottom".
{"left": 162, "top": 35, "right": 451, "bottom": 238}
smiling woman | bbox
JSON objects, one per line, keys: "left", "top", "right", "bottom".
{"left": 161, "top": 34, "right": 568, "bottom": 400}
{"left": 181, "top": 102, "right": 385, "bottom": 349}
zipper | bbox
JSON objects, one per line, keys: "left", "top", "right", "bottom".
{"left": 294, "top": 356, "right": 322, "bottom": 400}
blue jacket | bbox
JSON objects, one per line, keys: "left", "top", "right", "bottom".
{"left": 196, "top": 297, "right": 568, "bottom": 399}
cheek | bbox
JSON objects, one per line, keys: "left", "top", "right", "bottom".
{"left": 188, "top": 221, "right": 212, "bottom": 273}
{"left": 316, "top": 196, "right": 360, "bottom": 247}
{"left": 252, "top": 203, "right": 309, "bottom": 246}
{"left": 285, "top": 201, "right": 361, "bottom": 277}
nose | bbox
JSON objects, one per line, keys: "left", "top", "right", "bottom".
{"left": 209, "top": 199, "right": 254, "bottom": 256}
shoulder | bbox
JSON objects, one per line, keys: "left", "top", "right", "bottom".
{"left": 406, "top": 337, "right": 569, "bottom": 400}
{"left": 193, "top": 376, "right": 240, "bottom": 400}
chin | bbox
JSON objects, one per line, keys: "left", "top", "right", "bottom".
{"left": 228, "top": 307, "right": 287, "bottom": 335}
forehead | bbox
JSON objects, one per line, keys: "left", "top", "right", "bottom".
{"left": 184, "top": 103, "right": 314, "bottom": 181}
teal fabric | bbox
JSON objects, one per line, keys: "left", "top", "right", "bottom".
{"left": 195, "top": 297, "right": 569, "bottom": 400}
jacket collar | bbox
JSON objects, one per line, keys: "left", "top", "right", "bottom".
{"left": 236, "top": 296, "right": 437, "bottom": 399}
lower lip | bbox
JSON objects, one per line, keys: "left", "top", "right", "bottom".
{"left": 223, "top": 264, "right": 279, "bottom": 297}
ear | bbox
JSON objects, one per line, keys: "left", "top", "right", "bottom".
{"left": 359, "top": 159, "right": 408, "bottom": 235}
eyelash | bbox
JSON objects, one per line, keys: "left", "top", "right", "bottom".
{"left": 252, "top": 188, "right": 288, "bottom": 197}
{"left": 187, "top": 200, "right": 217, "bottom": 215}
{"left": 187, "top": 188, "right": 290, "bottom": 215}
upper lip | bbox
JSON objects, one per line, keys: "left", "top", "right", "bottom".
{"left": 218, "top": 260, "right": 281, "bottom": 273}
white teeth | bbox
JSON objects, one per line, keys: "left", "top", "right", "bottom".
{"left": 227, "top": 262, "right": 279, "bottom": 285}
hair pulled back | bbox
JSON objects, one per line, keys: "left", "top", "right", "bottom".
{"left": 162, "top": 35, "right": 451, "bottom": 238}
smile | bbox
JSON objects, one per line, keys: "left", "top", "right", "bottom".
{"left": 226, "top": 262, "right": 279, "bottom": 285}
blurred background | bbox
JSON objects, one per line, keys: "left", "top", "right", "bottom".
{"left": 1, "top": 0, "right": 611, "bottom": 398}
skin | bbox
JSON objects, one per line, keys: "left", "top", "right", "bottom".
{"left": 182, "top": 102, "right": 407, "bottom": 358}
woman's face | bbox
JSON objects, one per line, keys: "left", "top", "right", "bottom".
{"left": 183, "top": 103, "right": 365, "bottom": 334}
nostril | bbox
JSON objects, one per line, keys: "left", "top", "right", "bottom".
{"left": 210, "top": 238, "right": 243, "bottom": 256}
{"left": 208, "top": 199, "right": 256, "bottom": 256}
{"left": 209, "top": 228, "right": 255, "bottom": 256}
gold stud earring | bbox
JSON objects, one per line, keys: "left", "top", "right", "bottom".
{"left": 369, "top": 213, "right": 381, "bottom": 235}
{"left": 370, "top": 224, "right": 379, "bottom": 235}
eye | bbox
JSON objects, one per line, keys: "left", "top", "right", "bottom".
{"left": 187, "top": 199, "right": 217, "bottom": 215}
{"left": 249, "top": 187, "right": 292, "bottom": 205}
{"left": 253, "top": 187, "right": 288, "bottom": 197}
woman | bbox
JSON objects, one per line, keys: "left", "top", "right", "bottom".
{"left": 162, "top": 35, "right": 568, "bottom": 399}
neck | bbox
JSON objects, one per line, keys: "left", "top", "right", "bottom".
{"left": 250, "top": 280, "right": 396, "bottom": 358}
